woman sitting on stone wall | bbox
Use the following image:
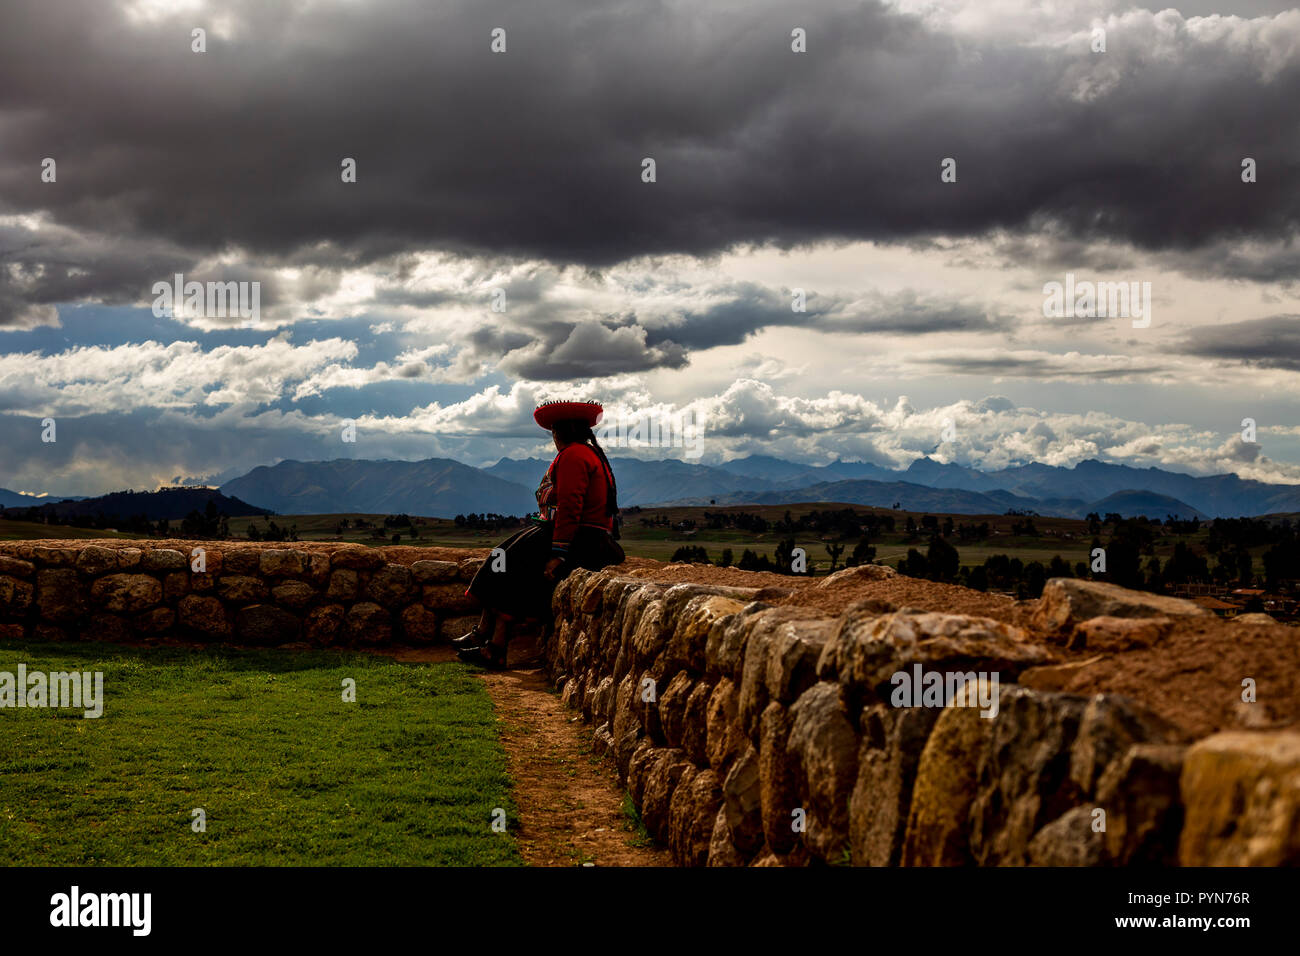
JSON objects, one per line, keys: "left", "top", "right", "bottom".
{"left": 454, "top": 400, "right": 624, "bottom": 669}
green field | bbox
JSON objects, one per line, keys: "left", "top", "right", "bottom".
{"left": 0, "top": 518, "right": 138, "bottom": 541}
{"left": 226, "top": 504, "right": 1217, "bottom": 574}
{"left": 0, "top": 642, "right": 521, "bottom": 866}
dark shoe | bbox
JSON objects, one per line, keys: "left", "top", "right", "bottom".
{"left": 450, "top": 627, "right": 488, "bottom": 649}
{"left": 456, "top": 642, "right": 507, "bottom": 670}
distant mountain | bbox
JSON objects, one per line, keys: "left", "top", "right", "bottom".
{"left": 221, "top": 458, "right": 534, "bottom": 517}
{"left": 653, "top": 478, "right": 1035, "bottom": 516}
{"left": 1084, "top": 490, "right": 1206, "bottom": 521}
{"left": 2, "top": 487, "right": 268, "bottom": 521}
{"left": 486, "top": 456, "right": 785, "bottom": 507}
{"left": 717, "top": 455, "right": 824, "bottom": 483}
{"left": 0, "top": 488, "right": 89, "bottom": 508}
{"left": 181, "top": 452, "right": 1300, "bottom": 520}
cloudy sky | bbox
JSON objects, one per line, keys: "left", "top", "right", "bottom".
{"left": 2, "top": 0, "right": 1299, "bottom": 496}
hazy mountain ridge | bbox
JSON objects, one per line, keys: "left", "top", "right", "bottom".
{"left": 10, "top": 454, "right": 1293, "bottom": 521}
{"left": 1, "top": 487, "right": 268, "bottom": 521}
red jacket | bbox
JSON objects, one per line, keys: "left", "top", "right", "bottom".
{"left": 537, "top": 444, "right": 613, "bottom": 554}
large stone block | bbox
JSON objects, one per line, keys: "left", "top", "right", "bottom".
{"left": 304, "top": 603, "right": 346, "bottom": 646}
{"left": 411, "top": 560, "right": 461, "bottom": 583}
{"left": 1179, "top": 731, "right": 1300, "bottom": 866}
{"left": 235, "top": 604, "right": 301, "bottom": 645}
{"left": 177, "top": 594, "right": 230, "bottom": 639}
{"left": 271, "top": 580, "right": 317, "bottom": 611}
{"left": 1031, "top": 578, "right": 1210, "bottom": 634}
{"left": 420, "top": 583, "right": 478, "bottom": 614}
{"left": 344, "top": 602, "right": 392, "bottom": 644}
{"left": 706, "top": 678, "right": 745, "bottom": 771}
{"left": 1096, "top": 743, "right": 1185, "bottom": 865}
{"left": 669, "top": 768, "right": 723, "bottom": 867}
{"left": 759, "top": 701, "right": 800, "bottom": 854}
{"left": 36, "top": 568, "right": 84, "bottom": 622}
{"left": 0, "top": 575, "right": 34, "bottom": 615}
{"left": 217, "top": 575, "right": 270, "bottom": 604}
{"left": 665, "top": 595, "right": 744, "bottom": 675}
{"left": 850, "top": 703, "right": 940, "bottom": 866}
{"left": 400, "top": 604, "right": 440, "bottom": 643}
{"left": 259, "top": 549, "right": 306, "bottom": 577}
{"left": 367, "top": 564, "right": 417, "bottom": 607}
{"left": 722, "top": 744, "right": 763, "bottom": 855}
{"left": 75, "top": 545, "right": 119, "bottom": 576}
{"left": 90, "top": 574, "right": 162, "bottom": 614}
{"left": 788, "top": 682, "right": 859, "bottom": 863}
{"left": 141, "top": 548, "right": 188, "bottom": 572}
{"left": 0, "top": 555, "right": 35, "bottom": 577}
{"left": 820, "top": 607, "right": 1051, "bottom": 711}
{"left": 330, "top": 547, "right": 388, "bottom": 571}
{"left": 326, "top": 569, "right": 359, "bottom": 601}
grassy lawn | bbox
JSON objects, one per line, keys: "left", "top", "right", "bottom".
{"left": 0, "top": 642, "right": 522, "bottom": 866}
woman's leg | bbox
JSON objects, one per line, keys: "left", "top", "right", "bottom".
{"left": 450, "top": 607, "right": 497, "bottom": 648}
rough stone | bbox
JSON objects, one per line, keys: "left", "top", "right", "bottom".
{"left": 788, "top": 682, "right": 859, "bottom": 862}
{"left": 330, "top": 548, "right": 388, "bottom": 571}
{"left": 411, "top": 560, "right": 461, "bottom": 583}
{"left": 1026, "top": 806, "right": 1105, "bottom": 866}
{"left": 0, "top": 555, "right": 34, "bottom": 577}
{"left": 0, "top": 575, "right": 34, "bottom": 614}
{"left": 90, "top": 574, "right": 162, "bottom": 614}
{"left": 271, "top": 580, "right": 317, "bottom": 611}
{"left": 36, "top": 568, "right": 83, "bottom": 622}
{"left": 75, "top": 545, "right": 119, "bottom": 576}
{"left": 850, "top": 703, "right": 940, "bottom": 866}
{"left": 1179, "top": 731, "right": 1300, "bottom": 866}
{"left": 217, "top": 575, "right": 270, "bottom": 604}
{"left": 367, "top": 564, "right": 417, "bottom": 607}
{"left": 758, "top": 701, "right": 800, "bottom": 854}
{"left": 326, "top": 569, "right": 359, "bottom": 601}
{"left": 235, "top": 604, "right": 301, "bottom": 645}
{"left": 177, "top": 595, "right": 230, "bottom": 639}
{"left": 1096, "top": 743, "right": 1185, "bottom": 865}
{"left": 259, "top": 549, "right": 305, "bottom": 577}
{"left": 1032, "top": 578, "right": 1210, "bottom": 633}
{"left": 345, "top": 602, "right": 392, "bottom": 644}
{"left": 304, "top": 604, "right": 346, "bottom": 646}
{"left": 400, "top": 604, "right": 440, "bottom": 643}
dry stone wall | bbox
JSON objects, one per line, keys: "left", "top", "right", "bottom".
{"left": 546, "top": 566, "right": 1300, "bottom": 867}
{"left": 0, "top": 541, "right": 483, "bottom": 647}
{"left": 4, "top": 540, "right": 1297, "bottom": 867}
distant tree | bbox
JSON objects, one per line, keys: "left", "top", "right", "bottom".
{"left": 825, "top": 542, "right": 845, "bottom": 573}
{"left": 926, "top": 535, "right": 959, "bottom": 581}
{"left": 847, "top": 538, "right": 876, "bottom": 567}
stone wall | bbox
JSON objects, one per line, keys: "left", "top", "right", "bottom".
{"left": 546, "top": 566, "right": 1300, "bottom": 867}
{"left": 0, "top": 541, "right": 484, "bottom": 646}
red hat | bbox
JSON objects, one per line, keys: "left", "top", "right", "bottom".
{"left": 534, "top": 400, "right": 603, "bottom": 430}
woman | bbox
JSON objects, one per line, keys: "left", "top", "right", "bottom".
{"left": 455, "top": 400, "right": 624, "bottom": 669}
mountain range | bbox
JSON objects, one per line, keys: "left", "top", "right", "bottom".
{"left": 189, "top": 454, "right": 1300, "bottom": 520}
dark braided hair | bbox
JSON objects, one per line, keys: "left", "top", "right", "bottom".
{"left": 551, "top": 418, "right": 618, "bottom": 515}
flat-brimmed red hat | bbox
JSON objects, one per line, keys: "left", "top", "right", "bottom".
{"left": 534, "top": 400, "right": 603, "bottom": 430}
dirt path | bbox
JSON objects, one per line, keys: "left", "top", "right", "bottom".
{"left": 378, "top": 642, "right": 671, "bottom": 867}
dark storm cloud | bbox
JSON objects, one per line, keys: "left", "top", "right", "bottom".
{"left": 1179, "top": 314, "right": 1300, "bottom": 370}
{"left": 448, "top": 280, "right": 1007, "bottom": 378}
{"left": 1, "top": 0, "right": 1299, "bottom": 326}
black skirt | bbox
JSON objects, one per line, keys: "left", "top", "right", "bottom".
{"left": 467, "top": 520, "right": 625, "bottom": 620}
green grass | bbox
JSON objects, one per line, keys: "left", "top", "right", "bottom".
{"left": 0, "top": 642, "right": 522, "bottom": 866}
